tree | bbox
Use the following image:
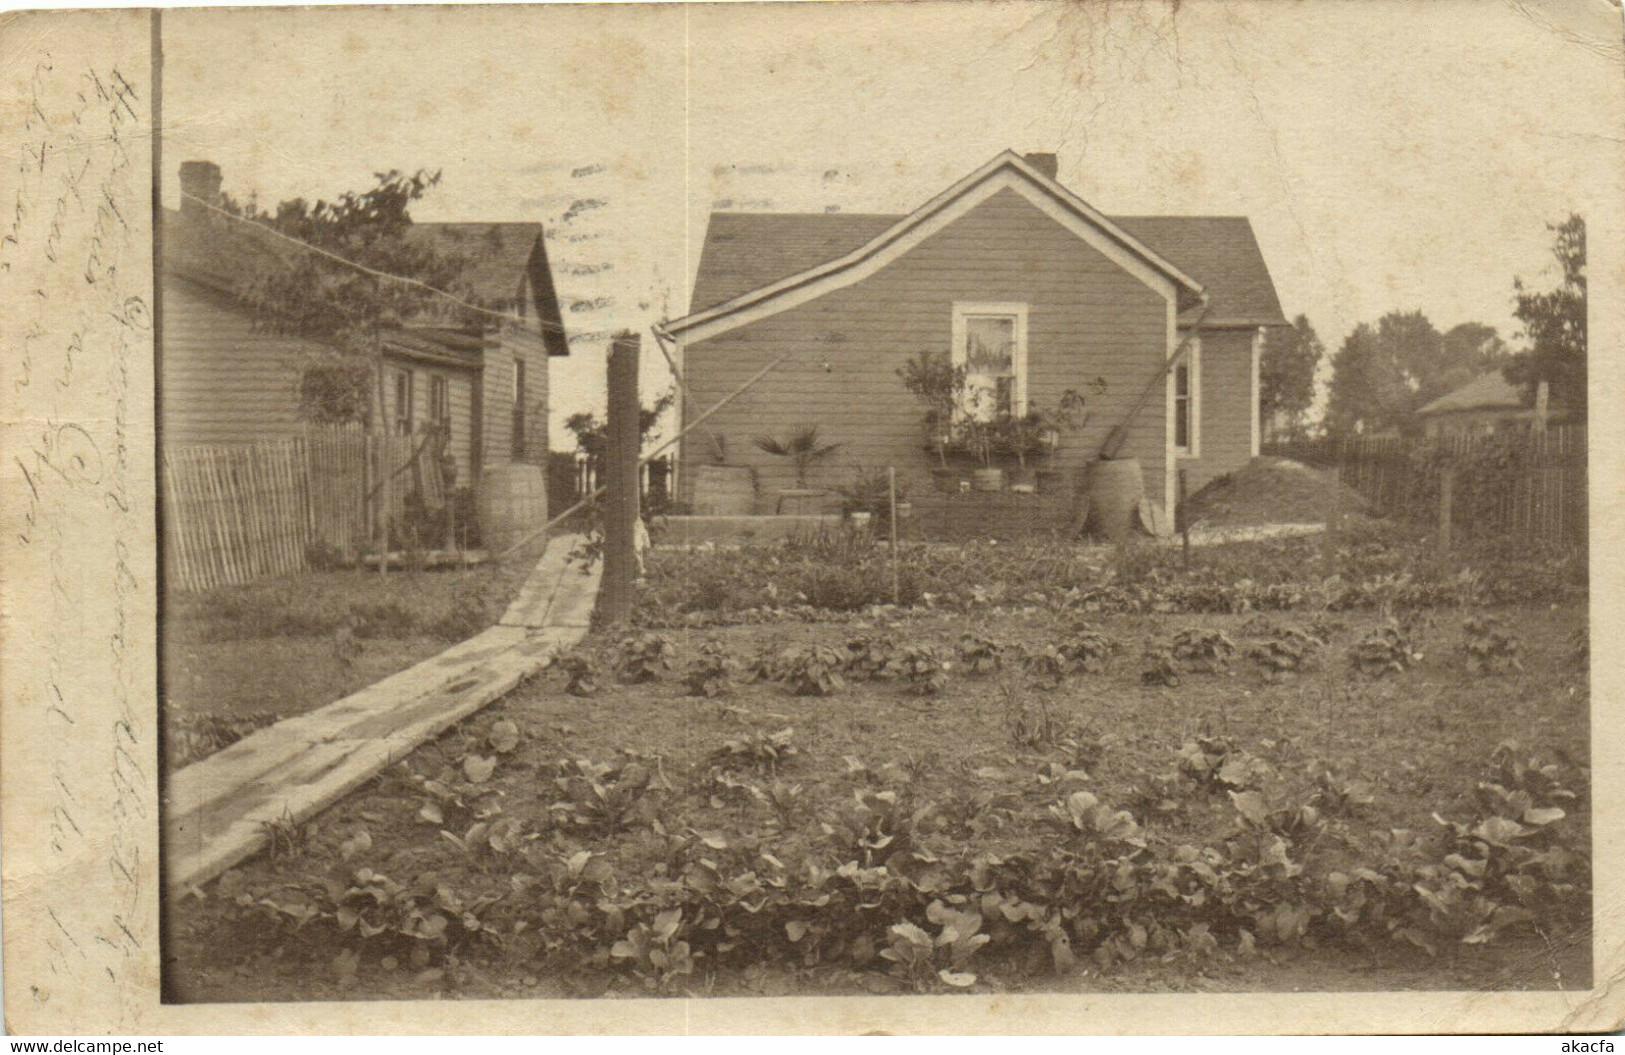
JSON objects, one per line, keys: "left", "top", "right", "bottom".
{"left": 1324, "top": 322, "right": 1410, "bottom": 438}
{"left": 230, "top": 169, "right": 477, "bottom": 424}
{"left": 1259, "top": 314, "right": 1324, "bottom": 440}
{"left": 1504, "top": 214, "right": 1586, "bottom": 420}
{"left": 563, "top": 387, "right": 678, "bottom": 460}
{"left": 1323, "top": 310, "right": 1509, "bottom": 438}
{"left": 1435, "top": 322, "right": 1510, "bottom": 400}
{"left": 1377, "top": 310, "right": 1446, "bottom": 404}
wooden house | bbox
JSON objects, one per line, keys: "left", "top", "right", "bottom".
{"left": 658, "top": 150, "right": 1289, "bottom": 535}
{"left": 160, "top": 161, "right": 568, "bottom": 548}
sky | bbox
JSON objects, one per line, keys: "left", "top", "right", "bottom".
{"left": 160, "top": 0, "right": 1625, "bottom": 446}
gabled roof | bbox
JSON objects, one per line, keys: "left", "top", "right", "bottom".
{"left": 686, "top": 211, "right": 1288, "bottom": 330}
{"left": 405, "top": 223, "right": 571, "bottom": 357}
{"left": 162, "top": 209, "right": 570, "bottom": 357}
{"left": 402, "top": 223, "right": 542, "bottom": 310}
{"left": 662, "top": 150, "right": 1218, "bottom": 341}
{"left": 1417, "top": 371, "right": 1529, "bottom": 416}
{"left": 1110, "top": 216, "right": 1287, "bottom": 327}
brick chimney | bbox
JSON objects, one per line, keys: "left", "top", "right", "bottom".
{"left": 1021, "top": 152, "right": 1059, "bottom": 181}
{"left": 178, "top": 160, "right": 222, "bottom": 217}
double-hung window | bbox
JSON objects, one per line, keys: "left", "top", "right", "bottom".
{"left": 1173, "top": 337, "right": 1201, "bottom": 457}
{"left": 428, "top": 375, "right": 450, "bottom": 428}
{"left": 952, "top": 303, "right": 1028, "bottom": 421}
{"left": 511, "top": 359, "right": 527, "bottom": 459}
{"left": 393, "top": 368, "right": 415, "bottom": 436}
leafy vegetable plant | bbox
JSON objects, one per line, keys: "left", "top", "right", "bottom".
{"left": 1461, "top": 616, "right": 1524, "bottom": 676}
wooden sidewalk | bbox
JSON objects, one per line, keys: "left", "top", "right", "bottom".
{"left": 164, "top": 534, "right": 598, "bottom": 895}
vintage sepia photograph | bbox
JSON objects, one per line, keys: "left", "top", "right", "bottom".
{"left": 5, "top": 0, "right": 1620, "bottom": 1034}
{"left": 154, "top": 1, "right": 1601, "bottom": 1006}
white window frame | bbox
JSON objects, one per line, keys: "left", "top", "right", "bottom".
{"left": 1172, "top": 336, "right": 1201, "bottom": 458}
{"left": 951, "top": 302, "right": 1029, "bottom": 419}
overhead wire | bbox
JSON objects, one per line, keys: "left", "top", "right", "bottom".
{"left": 176, "top": 189, "right": 569, "bottom": 340}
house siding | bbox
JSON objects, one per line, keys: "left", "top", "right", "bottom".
{"left": 160, "top": 274, "right": 311, "bottom": 447}
{"left": 1176, "top": 327, "right": 1257, "bottom": 493}
{"left": 482, "top": 324, "right": 551, "bottom": 469}
{"left": 164, "top": 275, "right": 484, "bottom": 485}
{"left": 1422, "top": 408, "right": 1544, "bottom": 438}
{"left": 680, "top": 188, "right": 1173, "bottom": 522}
{"left": 381, "top": 360, "right": 478, "bottom": 485}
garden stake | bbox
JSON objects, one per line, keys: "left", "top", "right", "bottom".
{"left": 889, "top": 465, "right": 900, "bottom": 605}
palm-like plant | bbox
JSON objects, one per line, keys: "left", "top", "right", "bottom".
{"left": 753, "top": 425, "right": 843, "bottom": 488}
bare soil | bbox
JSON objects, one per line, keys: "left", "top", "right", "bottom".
{"left": 1185, "top": 457, "right": 1370, "bottom": 528}
{"left": 164, "top": 601, "right": 1589, "bottom": 1003}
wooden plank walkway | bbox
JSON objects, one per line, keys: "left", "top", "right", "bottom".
{"left": 164, "top": 534, "right": 598, "bottom": 896}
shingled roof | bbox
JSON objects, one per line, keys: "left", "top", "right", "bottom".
{"left": 401, "top": 223, "right": 545, "bottom": 312}
{"left": 163, "top": 209, "right": 570, "bottom": 357}
{"left": 1417, "top": 371, "right": 1528, "bottom": 416}
{"left": 688, "top": 209, "right": 1287, "bottom": 329}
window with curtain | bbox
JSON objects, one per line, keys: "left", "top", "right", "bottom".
{"left": 952, "top": 304, "right": 1028, "bottom": 421}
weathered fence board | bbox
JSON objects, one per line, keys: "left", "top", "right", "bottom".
{"left": 162, "top": 423, "right": 457, "bottom": 592}
{"left": 1334, "top": 425, "right": 1586, "bottom": 550}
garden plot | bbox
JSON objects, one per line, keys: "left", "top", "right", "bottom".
{"left": 165, "top": 525, "right": 1590, "bottom": 1002}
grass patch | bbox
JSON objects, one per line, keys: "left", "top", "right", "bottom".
{"left": 162, "top": 561, "right": 535, "bottom": 767}
{"left": 165, "top": 562, "right": 532, "bottom": 645}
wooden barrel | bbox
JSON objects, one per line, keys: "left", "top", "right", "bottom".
{"left": 480, "top": 462, "right": 548, "bottom": 555}
{"left": 1087, "top": 458, "right": 1145, "bottom": 540}
{"left": 691, "top": 464, "right": 756, "bottom": 515}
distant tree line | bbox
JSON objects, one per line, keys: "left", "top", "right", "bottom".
{"left": 1260, "top": 214, "right": 1585, "bottom": 442}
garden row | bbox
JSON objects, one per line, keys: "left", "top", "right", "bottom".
{"left": 216, "top": 724, "right": 1588, "bottom": 994}
{"left": 550, "top": 613, "right": 1541, "bottom": 701}
{"left": 634, "top": 523, "right": 1585, "bottom": 625}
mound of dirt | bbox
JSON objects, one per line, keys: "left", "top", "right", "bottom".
{"left": 1183, "top": 456, "right": 1369, "bottom": 527}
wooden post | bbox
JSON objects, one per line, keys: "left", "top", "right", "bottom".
{"left": 599, "top": 331, "right": 641, "bottom": 627}
{"left": 1438, "top": 463, "right": 1454, "bottom": 555}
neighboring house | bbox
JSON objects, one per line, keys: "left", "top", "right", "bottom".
{"left": 1416, "top": 371, "right": 1560, "bottom": 439}
{"left": 161, "top": 161, "right": 568, "bottom": 526}
{"left": 659, "top": 150, "right": 1288, "bottom": 529}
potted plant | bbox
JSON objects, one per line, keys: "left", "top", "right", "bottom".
{"left": 956, "top": 384, "right": 1007, "bottom": 492}
{"left": 1008, "top": 384, "right": 1101, "bottom": 493}
{"left": 754, "top": 425, "right": 842, "bottom": 512}
{"left": 836, "top": 467, "right": 911, "bottom": 532}
{"left": 897, "top": 350, "right": 972, "bottom": 491}
{"left": 995, "top": 413, "right": 1039, "bottom": 493}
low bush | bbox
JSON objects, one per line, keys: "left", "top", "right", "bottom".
{"left": 684, "top": 639, "right": 739, "bottom": 698}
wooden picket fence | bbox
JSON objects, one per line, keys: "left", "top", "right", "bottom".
{"left": 162, "top": 424, "right": 441, "bottom": 593}
{"left": 1336, "top": 424, "right": 1587, "bottom": 550}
